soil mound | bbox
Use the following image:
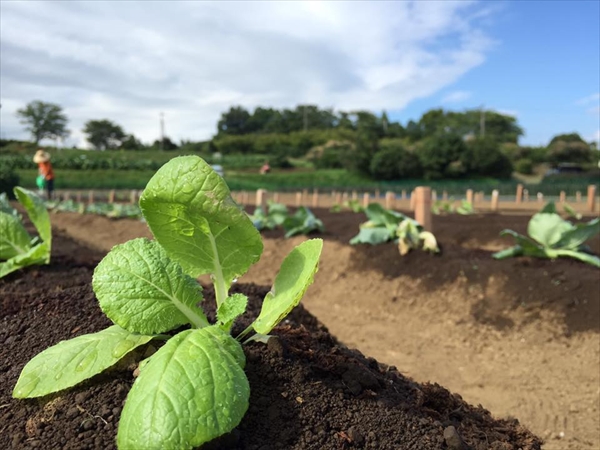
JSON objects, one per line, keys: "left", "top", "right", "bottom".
{"left": 0, "top": 231, "right": 541, "bottom": 449}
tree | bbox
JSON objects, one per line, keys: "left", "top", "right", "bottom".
{"left": 152, "top": 137, "right": 179, "bottom": 151}
{"left": 462, "top": 137, "right": 513, "bottom": 178}
{"left": 83, "top": 119, "right": 126, "bottom": 150}
{"left": 120, "top": 134, "right": 144, "bottom": 150}
{"left": 16, "top": 100, "right": 69, "bottom": 144}
{"left": 217, "top": 106, "right": 251, "bottom": 135}
{"left": 369, "top": 140, "right": 422, "bottom": 180}
{"left": 419, "top": 133, "right": 468, "bottom": 179}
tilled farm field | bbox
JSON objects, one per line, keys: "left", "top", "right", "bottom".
{"left": 1, "top": 208, "right": 598, "bottom": 449}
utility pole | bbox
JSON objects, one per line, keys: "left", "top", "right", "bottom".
{"left": 480, "top": 105, "right": 485, "bottom": 137}
{"left": 160, "top": 112, "right": 165, "bottom": 151}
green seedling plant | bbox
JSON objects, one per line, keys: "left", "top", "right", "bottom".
{"left": 431, "top": 199, "right": 454, "bottom": 215}
{"left": 248, "top": 200, "right": 289, "bottom": 231}
{"left": 282, "top": 206, "right": 325, "bottom": 238}
{"left": 13, "top": 156, "right": 323, "bottom": 449}
{"left": 0, "top": 187, "right": 52, "bottom": 278}
{"left": 456, "top": 200, "right": 474, "bottom": 215}
{"left": 330, "top": 199, "right": 365, "bottom": 213}
{"left": 350, "top": 203, "right": 439, "bottom": 255}
{"left": 493, "top": 201, "right": 600, "bottom": 267}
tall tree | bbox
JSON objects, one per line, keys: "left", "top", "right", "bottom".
{"left": 83, "top": 119, "right": 126, "bottom": 150}
{"left": 217, "top": 106, "right": 251, "bottom": 135}
{"left": 16, "top": 100, "right": 69, "bottom": 144}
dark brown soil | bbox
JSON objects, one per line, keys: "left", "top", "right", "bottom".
{"left": 42, "top": 209, "right": 600, "bottom": 449}
{"left": 0, "top": 230, "right": 541, "bottom": 449}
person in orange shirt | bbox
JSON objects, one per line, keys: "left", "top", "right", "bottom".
{"left": 33, "top": 149, "right": 55, "bottom": 199}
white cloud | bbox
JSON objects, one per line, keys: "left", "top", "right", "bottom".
{"left": 0, "top": 1, "right": 496, "bottom": 145}
{"left": 441, "top": 91, "right": 472, "bottom": 104}
{"left": 576, "top": 93, "right": 600, "bottom": 105}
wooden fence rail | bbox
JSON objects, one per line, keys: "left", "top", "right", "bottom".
{"left": 52, "top": 185, "right": 600, "bottom": 214}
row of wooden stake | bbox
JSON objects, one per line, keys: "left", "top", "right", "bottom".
{"left": 55, "top": 183, "right": 598, "bottom": 233}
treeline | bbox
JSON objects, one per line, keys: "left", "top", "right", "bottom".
{"left": 5, "top": 101, "right": 599, "bottom": 181}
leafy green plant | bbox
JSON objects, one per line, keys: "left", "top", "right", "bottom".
{"left": 330, "top": 198, "right": 365, "bottom": 213}
{"left": 456, "top": 200, "right": 474, "bottom": 215}
{"left": 248, "top": 200, "right": 288, "bottom": 230}
{"left": 13, "top": 156, "right": 323, "bottom": 449}
{"left": 562, "top": 203, "right": 582, "bottom": 220}
{"left": 350, "top": 203, "right": 439, "bottom": 255}
{"left": 493, "top": 201, "right": 600, "bottom": 267}
{"left": 431, "top": 198, "right": 454, "bottom": 215}
{"left": 0, "top": 187, "right": 52, "bottom": 278}
{"left": 282, "top": 206, "right": 325, "bottom": 238}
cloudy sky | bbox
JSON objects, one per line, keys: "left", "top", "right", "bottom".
{"left": 1, "top": 1, "right": 598, "bottom": 147}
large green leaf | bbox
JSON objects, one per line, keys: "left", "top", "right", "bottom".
{"left": 13, "top": 325, "right": 155, "bottom": 398}
{"left": 364, "top": 203, "right": 408, "bottom": 230}
{"left": 93, "top": 238, "right": 208, "bottom": 334}
{"left": 117, "top": 327, "right": 249, "bottom": 450}
{"left": 551, "top": 249, "right": 600, "bottom": 267}
{"left": 552, "top": 218, "right": 600, "bottom": 250}
{"left": 14, "top": 187, "right": 52, "bottom": 244}
{"left": 251, "top": 239, "right": 322, "bottom": 335}
{"left": 140, "top": 156, "right": 263, "bottom": 285}
{"left": 0, "top": 211, "right": 32, "bottom": 260}
{"left": 349, "top": 227, "right": 393, "bottom": 245}
{"left": 527, "top": 213, "right": 574, "bottom": 247}
{"left": 497, "top": 229, "right": 547, "bottom": 257}
{"left": 217, "top": 293, "right": 248, "bottom": 330}
{"left": 0, "top": 242, "right": 49, "bottom": 279}
{"left": 282, "top": 207, "right": 324, "bottom": 238}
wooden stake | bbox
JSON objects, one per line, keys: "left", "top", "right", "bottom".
{"left": 296, "top": 192, "right": 302, "bottom": 207}
{"left": 537, "top": 192, "right": 544, "bottom": 204}
{"left": 385, "top": 191, "right": 395, "bottom": 210}
{"left": 588, "top": 185, "right": 596, "bottom": 212}
{"left": 335, "top": 192, "right": 342, "bottom": 205}
{"left": 516, "top": 184, "right": 523, "bottom": 204}
{"left": 523, "top": 189, "right": 529, "bottom": 202}
{"left": 256, "top": 189, "right": 267, "bottom": 209}
{"left": 108, "top": 190, "right": 115, "bottom": 204}
{"left": 362, "top": 192, "right": 370, "bottom": 208}
{"left": 351, "top": 190, "right": 358, "bottom": 201}
{"left": 491, "top": 189, "right": 499, "bottom": 211}
{"left": 88, "top": 191, "right": 95, "bottom": 205}
{"left": 414, "top": 187, "right": 432, "bottom": 231}
{"left": 466, "top": 189, "right": 474, "bottom": 205}
{"left": 312, "top": 189, "right": 319, "bottom": 208}
{"left": 130, "top": 190, "right": 136, "bottom": 204}
{"left": 302, "top": 189, "right": 309, "bottom": 205}
{"left": 559, "top": 191, "right": 566, "bottom": 204}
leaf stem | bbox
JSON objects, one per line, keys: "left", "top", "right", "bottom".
{"left": 207, "top": 234, "right": 228, "bottom": 308}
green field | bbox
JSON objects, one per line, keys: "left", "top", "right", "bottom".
{"left": 15, "top": 167, "right": 598, "bottom": 196}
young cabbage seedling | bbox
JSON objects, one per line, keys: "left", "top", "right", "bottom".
{"left": 350, "top": 203, "right": 439, "bottom": 255}
{"left": 493, "top": 201, "right": 600, "bottom": 267}
{"left": 248, "top": 200, "right": 289, "bottom": 231}
{"left": 282, "top": 206, "right": 325, "bottom": 238}
{"left": 13, "top": 156, "right": 323, "bottom": 449}
{"left": 0, "top": 187, "right": 52, "bottom": 278}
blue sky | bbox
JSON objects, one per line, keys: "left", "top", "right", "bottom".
{"left": 0, "top": 1, "right": 598, "bottom": 147}
{"left": 390, "top": 1, "right": 600, "bottom": 146}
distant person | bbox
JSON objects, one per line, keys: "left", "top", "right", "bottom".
{"left": 33, "top": 149, "right": 55, "bottom": 199}
{"left": 259, "top": 161, "right": 271, "bottom": 175}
